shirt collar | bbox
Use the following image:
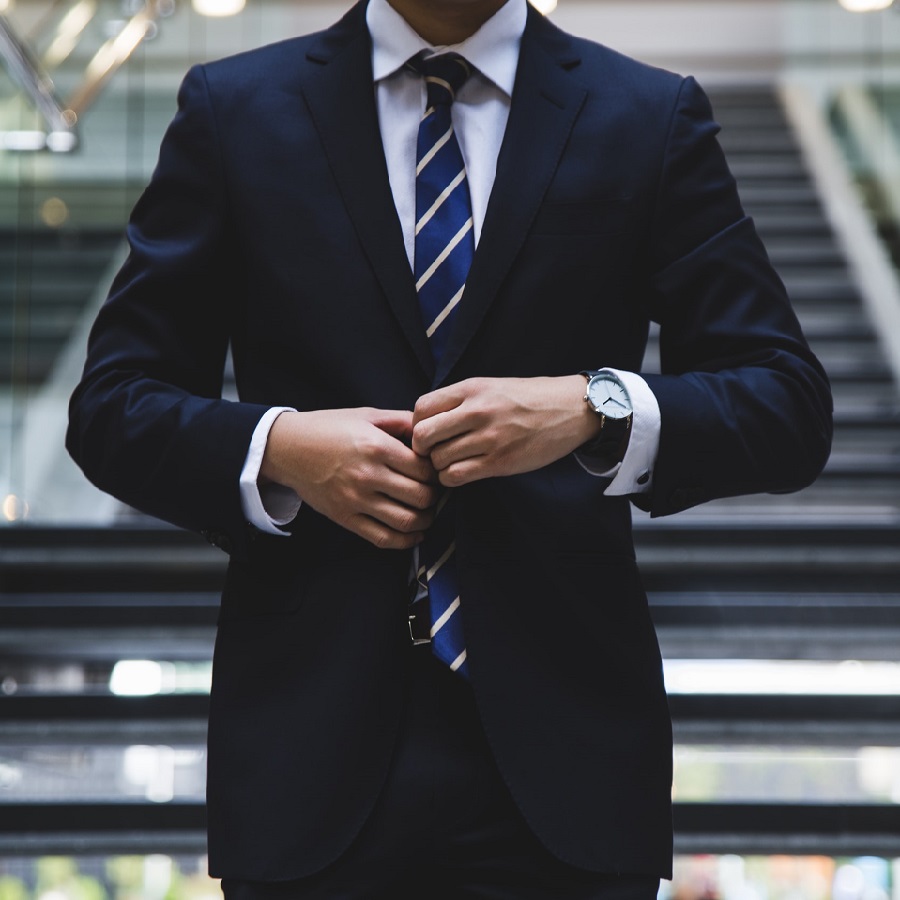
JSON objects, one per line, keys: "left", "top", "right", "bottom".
{"left": 367, "top": 0, "right": 526, "bottom": 98}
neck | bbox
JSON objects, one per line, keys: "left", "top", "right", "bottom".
{"left": 388, "top": 0, "right": 510, "bottom": 45}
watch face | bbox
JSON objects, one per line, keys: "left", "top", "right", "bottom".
{"left": 587, "top": 374, "right": 632, "bottom": 420}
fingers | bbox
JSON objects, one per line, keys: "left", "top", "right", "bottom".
{"left": 351, "top": 515, "right": 427, "bottom": 551}
{"left": 413, "top": 376, "right": 587, "bottom": 486}
{"left": 367, "top": 408, "right": 415, "bottom": 445}
{"left": 378, "top": 467, "right": 440, "bottom": 510}
{"left": 344, "top": 483, "right": 436, "bottom": 551}
{"left": 412, "top": 389, "right": 478, "bottom": 456}
{"left": 261, "top": 407, "right": 444, "bottom": 551}
{"left": 412, "top": 383, "right": 467, "bottom": 425}
{"left": 427, "top": 429, "right": 495, "bottom": 472}
{"left": 264, "top": 378, "right": 583, "bottom": 551}
{"left": 437, "top": 457, "right": 487, "bottom": 488}
{"left": 380, "top": 435, "right": 439, "bottom": 485}
{"left": 273, "top": 375, "right": 585, "bottom": 551}
{"left": 367, "top": 493, "right": 435, "bottom": 534}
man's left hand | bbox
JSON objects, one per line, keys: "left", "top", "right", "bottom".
{"left": 412, "top": 375, "right": 601, "bottom": 487}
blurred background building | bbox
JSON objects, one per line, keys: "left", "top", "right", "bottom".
{"left": 1, "top": 0, "right": 900, "bottom": 897}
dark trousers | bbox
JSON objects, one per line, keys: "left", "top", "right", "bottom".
{"left": 221, "top": 645, "right": 661, "bottom": 899}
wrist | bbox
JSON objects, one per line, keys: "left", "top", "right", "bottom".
{"left": 578, "top": 370, "right": 633, "bottom": 463}
{"left": 260, "top": 409, "right": 304, "bottom": 486}
{"left": 565, "top": 374, "right": 603, "bottom": 447}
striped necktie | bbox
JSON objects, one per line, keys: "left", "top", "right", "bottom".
{"left": 409, "top": 52, "right": 473, "bottom": 678}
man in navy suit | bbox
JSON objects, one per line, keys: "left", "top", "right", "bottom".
{"left": 67, "top": 0, "right": 833, "bottom": 895}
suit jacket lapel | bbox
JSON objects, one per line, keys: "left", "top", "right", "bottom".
{"left": 434, "top": 9, "right": 587, "bottom": 387}
{"left": 301, "top": 2, "right": 434, "bottom": 380}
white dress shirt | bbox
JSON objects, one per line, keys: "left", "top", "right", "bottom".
{"left": 239, "top": 0, "right": 661, "bottom": 534}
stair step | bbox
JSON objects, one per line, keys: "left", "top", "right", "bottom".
{"left": 0, "top": 282, "right": 97, "bottom": 305}
{"left": 0, "top": 529, "right": 226, "bottom": 594}
{"left": 644, "top": 491, "right": 900, "bottom": 531}
{"left": 807, "top": 343, "right": 893, "bottom": 374}
{"left": 720, "top": 133, "right": 801, "bottom": 154}
{"left": 707, "top": 91, "right": 780, "bottom": 107}
{"left": 0, "top": 228, "right": 121, "bottom": 387}
{"left": 781, "top": 272, "right": 860, "bottom": 302}
{"left": 633, "top": 523, "right": 900, "bottom": 597}
{"left": 740, "top": 184, "right": 821, "bottom": 205}
{"left": 792, "top": 308, "right": 875, "bottom": 338}
{"left": 714, "top": 108, "right": 791, "bottom": 129}
{"left": 822, "top": 449, "right": 900, "bottom": 478}
{"left": 832, "top": 431, "right": 900, "bottom": 459}
{"left": 728, "top": 159, "right": 810, "bottom": 180}
{"left": 768, "top": 246, "right": 847, "bottom": 268}
{"left": 0, "top": 251, "right": 118, "bottom": 274}
{"left": 752, "top": 212, "right": 834, "bottom": 235}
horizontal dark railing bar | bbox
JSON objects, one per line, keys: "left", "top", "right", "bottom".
{"left": 0, "top": 591, "right": 221, "bottom": 627}
{"left": 0, "top": 628, "right": 216, "bottom": 664}
{"left": 0, "top": 801, "right": 206, "bottom": 834}
{"left": 3, "top": 693, "right": 898, "bottom": 725}
{"left": 649, "top": 592, "right": 900, "bottom": 626}
{"left": 674, "top": 803, "right": 900, "bottom": 856}
{"left": 5, "top": 590, "right": 900, "bottom": 630}
{"left": 2, "top": 523, "right": 897, "bottom": 548}
{"left": 0, "top": 529, "right": 227, "bottom": 593}
{"left": 669, "top": 694, "right": 900, "bottom": 722}
{"left": 1, "top": 525, "right": 897, "bottom": 575}
{"left": 1, "top": 525, "right": 898, "bottom": 600}
{"left": 675, "top": 802, "right": 900, "bottom": 834}
{"left": 633, "top": 522, "right": 900, "bottom": 542}
{"left": 0, "top": 831, "right": 209, "bottom": 857}
{"left": 3, "top": 803, "right": 899, "bottom": 858}
{"left": 0, "top": 693, "right": 210, "bottom": 721}
{"left": 659, "top": 637, "right": 898, "bottom": 668}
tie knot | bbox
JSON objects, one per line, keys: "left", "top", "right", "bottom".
{"left": 408, "top": 52, "right": 472, "bottom": 108}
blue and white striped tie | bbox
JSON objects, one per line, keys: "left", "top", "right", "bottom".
{"left": 409, "top": 52, "right": 473, "bottom": 678}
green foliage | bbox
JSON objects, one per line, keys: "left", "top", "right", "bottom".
{"left": 0, "top": 875, "right": 28, "bottom": 900}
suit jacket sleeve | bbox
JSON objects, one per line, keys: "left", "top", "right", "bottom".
{"left": 639, "top": 76, "right": 833, "bottom": 517}
{"left": 67, "top": 65, "right": 270, "bottom": 557}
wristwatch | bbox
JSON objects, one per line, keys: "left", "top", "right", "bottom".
{"left": 580, "top": 370, "right": 633, "bottom": 461}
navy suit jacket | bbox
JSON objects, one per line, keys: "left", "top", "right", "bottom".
{"left": 67, "top": 1, "right": 832, "bottom": 882}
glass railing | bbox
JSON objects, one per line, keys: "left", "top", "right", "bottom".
{"left": 0, "top": 0, "right": 308, "bottom": 525}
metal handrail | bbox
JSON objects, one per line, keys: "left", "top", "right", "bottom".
{"left": 0, "top": 1, "right": 164, "bottom": 153}
{"left": 0, "top": 12, "right": 76, "bottom": 150}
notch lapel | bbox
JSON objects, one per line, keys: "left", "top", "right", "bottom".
{"left": 301, "top": 4, "right": 434, "bottom": 380}
{"left": 434, "top": 13, "right": 586, "bottom": 387}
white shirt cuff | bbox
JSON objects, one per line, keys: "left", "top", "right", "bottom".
{"left": 239, "top": 407, "right": 302, "bottom": 535}
{"left": 575, "top": 368, "right": 660, "bottom": 496}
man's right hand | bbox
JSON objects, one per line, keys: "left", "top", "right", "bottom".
{"left": 259, "top": 408, "right": 439, "bottom": 550}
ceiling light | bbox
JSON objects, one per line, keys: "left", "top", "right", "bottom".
{"left": 43, "top": 0, "right": 97, "bottom": 68}
{"left": 839, "top": 0, "right": 894, "bottom": 11}
{"left": 529, "top": 0, "right": 558, "bottom": 13}
{"left": 192, "top": 0, "right": 246, "bottom": 17}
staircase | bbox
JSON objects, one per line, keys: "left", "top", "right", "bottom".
{"left": 646, "top": 90, "right": 900, "bottom": 524}
{"left": 0, "top": 183, "right": 140, "bottom": 387}
{"left": 638, "top": 87, "right": 900, "bottom": 590}
{"left": 642, "top": 87, "right": 900, "bottom": 852}
{"left": 2, "top": 87, "right": 900, "bottom": 860}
